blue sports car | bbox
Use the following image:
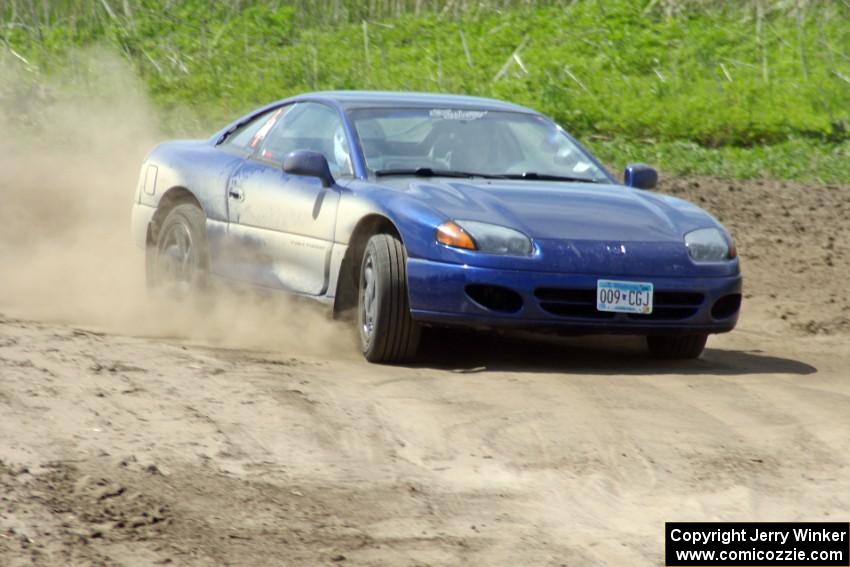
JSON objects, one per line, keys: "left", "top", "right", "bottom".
{"left": 131, "top": 91, "right": 742, "bottom": 363}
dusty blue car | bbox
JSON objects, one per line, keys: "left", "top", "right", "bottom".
{"left": 131, "top": 91, "right": 742, "bottom": 363}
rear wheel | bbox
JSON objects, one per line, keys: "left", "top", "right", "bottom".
{"left": 358, "top": 234, "right": 421, "bottom": 363}
{"left": 148, "top": 203, "right": 209, "bottom": 297}
{"left": 646, "top": 334, "right": 708, "bottom": 360}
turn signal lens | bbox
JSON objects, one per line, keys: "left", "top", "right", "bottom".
{"left": 436, "top": 221, "right": 476, "bottom": 250}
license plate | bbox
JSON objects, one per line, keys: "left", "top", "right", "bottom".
{"left": 597, "top": 279, "right": 653, "bottom": 314}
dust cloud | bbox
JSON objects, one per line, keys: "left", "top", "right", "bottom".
{"left": 0, "top": 50, "right": 354, "bottom": 356}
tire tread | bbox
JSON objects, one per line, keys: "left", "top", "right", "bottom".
{"left": 361, "top": 233, "right": 420, "bottom": 363}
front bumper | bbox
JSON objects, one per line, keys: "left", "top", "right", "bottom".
{"left": 406, "top": 258, "right": 742, "bottom": 335}
{"left": 131, "top": 203, "right": 156, "bottom": 250}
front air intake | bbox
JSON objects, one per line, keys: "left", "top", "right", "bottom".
{"left": 711, "top": 294, "right": 742, "bottom": 319}
{"left": 465, "top": 284, "right": 523, "bottom": 313}
{"left": 535, "top": 287, "right": 705, "bottom": 321}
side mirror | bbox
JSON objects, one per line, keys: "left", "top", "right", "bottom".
{"left": 623, "top": 163, "right": 658, "bottom": 190}
{"left": 283, "top": 150, "right": 335, "bottom": 188}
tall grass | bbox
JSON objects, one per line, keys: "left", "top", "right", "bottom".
{"left": 2, "top": 0, "right": 849, "bottom": 180}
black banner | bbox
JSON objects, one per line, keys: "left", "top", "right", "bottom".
{"left": 666, "top": 522, "right": 850, "bottom": 566}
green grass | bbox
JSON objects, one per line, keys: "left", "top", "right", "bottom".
{"left": 589, "top": 137, "right": 850, "bottom": 183}
{"left": 2, "top": 0, "right": 850, "bottom": 181}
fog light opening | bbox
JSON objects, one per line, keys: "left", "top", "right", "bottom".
{"left": 465, "top": 284, "right": 523, "bottom": 314}
{"left": 711, "top": 293, "right": 742, "bottom": 319}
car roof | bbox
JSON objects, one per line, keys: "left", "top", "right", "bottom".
{"left": 293, "top": 90, "right": 537, "bottom": 113}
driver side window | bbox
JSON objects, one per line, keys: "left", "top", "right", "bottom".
{"left": 257, "top": 102, "right": 352, "bottom": 177}
{"left": 222, "top": 107, "right": 283, "bottom": 151}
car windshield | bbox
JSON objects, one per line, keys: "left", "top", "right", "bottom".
{"left": 349, "top": 108, "right": 609, "bottom": 182}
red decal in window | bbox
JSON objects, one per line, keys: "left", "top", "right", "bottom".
{"left": 249, "top": 108, "right": 284, "bottom": 149}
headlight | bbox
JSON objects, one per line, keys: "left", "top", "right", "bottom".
{"left": 436, "top": 220, "right": 533, "bottom": 256}
{"left": 685, "top": 228, "right": 736, "bottom": 262}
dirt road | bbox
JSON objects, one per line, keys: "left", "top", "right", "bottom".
{"left": 1, "top": 168, "right": 849, "bottom": 565}
{"left": 0, "top": 302, "right": 848, "bottom": 566}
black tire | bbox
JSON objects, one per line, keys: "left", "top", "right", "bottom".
{"left": 646, "top": 334, "right": 708, "bottom": 360}
{"left": 147, "top": 203, "right": 209, "bottom": 296}
{"left": 358, "top": 233, "right": 421, "bottom": 363}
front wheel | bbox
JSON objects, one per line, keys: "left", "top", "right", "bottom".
{"left": 147, "top": 203, "right": 209, "bottom": 297}
{"left": 358, "top": 234, "right": 421, "bottom": 363}
{"left": 646, "top": 334, "right": 708, "bottom": 360}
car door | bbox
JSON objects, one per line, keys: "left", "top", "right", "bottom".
{"left": 224, "top": 102, "right": 352, "bottom": 295}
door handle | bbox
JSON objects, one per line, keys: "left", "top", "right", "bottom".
{"left": 229, "top": 187, "right": 244, "bottom": 201}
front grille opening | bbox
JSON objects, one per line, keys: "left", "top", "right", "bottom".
{"left": 534, "top": 288, "right": 596, "bottom": 303}
{"left": 465, "top": 284, "right": 523, "bottom": 314}
{"left": 535, "top": 287, "right": 612, "bottom": 318}
{"left": 655, "top": 291, "right": 704, "bottom": 306}
{"left": 712, "top": 294, "right": 742, "bottom": 319}
{"left": 540, "top": 303, "right": 616, "bottom": 319}
{"left": 535, "top": 286, "right": 706, "bottom": 321}
{"left": 628, "top": 291, "right": 704, "bottom": 321}
{"left": 628, "top": 307, "right": 698, "bottom": 321}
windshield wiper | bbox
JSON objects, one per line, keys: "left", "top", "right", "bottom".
{"left": 494, "top": 172, "right": 598, "bottom": 183}
{"left": 374, "top": 168, "right": 598, "bottom": 183}
{"left": 375, "top": 167, "right": 495, "bottom": 179}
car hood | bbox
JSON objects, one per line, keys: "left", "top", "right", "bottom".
{"left": 384, "top": 178, "right": 712, "bottom": 242}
